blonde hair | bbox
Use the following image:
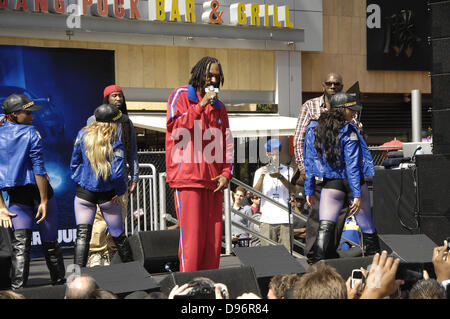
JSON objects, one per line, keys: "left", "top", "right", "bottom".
{"left": 82, "top": 121, "right": 118, "bottom": 181}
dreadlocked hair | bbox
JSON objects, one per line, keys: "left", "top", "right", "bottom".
{"left": 102, "top": 95, "right": 131, "bottom": 161}
{"left": 313, "top": 107, "right": 347, "bottom": 168}
{"left": 82, "top": 121, "right": 118, "bottom": 181}
{"left": 188, "top": 56, "right": 224, "bottom": 90}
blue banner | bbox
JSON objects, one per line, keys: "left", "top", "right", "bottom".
{"left": 0, "top": 45, "right": 115, "bottom": 257}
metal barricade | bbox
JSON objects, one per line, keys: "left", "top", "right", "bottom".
{"left": 225, "top": 178, "right": 307, "bottom": 258}
{"left": 157, "top": 174, "right": 361, "bottom": 258}
{"left": 125, "top": 163, "right": 158, "bottom": 236}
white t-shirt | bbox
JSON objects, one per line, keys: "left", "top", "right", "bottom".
{"left": 252, "top": 164, "right": 294, "bottom": 224}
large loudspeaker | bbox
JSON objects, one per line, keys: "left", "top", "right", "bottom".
{"left": 431, "top": 74, "right": 450, "bottom": 111}
{"left": 432, "top": 39, "right": 450, "bottom": 75}
{"left": 233, "top": 245, "right": 308, "bottom": 298}
{"left": 128, "top": 229, "right": 180, "bottom": 274}
{"left": 430, "top": 1, "right": 450, "bottom": 154}
{"left": 17, "top": 284, "right": 66, "bottom": 299}
{"left": 373, "top": 159, "right": 450, "bottom": 245}
{"left": 81, "top": 261, "right": 159, "bottom": 297}
{"left": 431, "top": 109, "right": 450, "bottom": 154}
{"left": 372, "top": 169, "right": 420, "bottom": 235}
{"left": 430, "top": 1, "right": 450, "bottom": 38}
{"left": 323, "top": 256, "right": 374, "bottom": 280}
{"left": 378, "top": 234, "right": 436, "bottom": 263}
{"left": 159, "top": 266, "right": 260, "bottom": 299}
{"left": 417, "top": 216, "right": 450, "bottom": 246}
{"left": 378, "top": 234, "right": 437, "bottom": 284}
{"left": 416, "top": 154, "right": 450, "bottom": 225}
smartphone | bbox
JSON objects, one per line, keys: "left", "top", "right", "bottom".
{"left": 351, "top": 269, "right": 364, "bottom": 291}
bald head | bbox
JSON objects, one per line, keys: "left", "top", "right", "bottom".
{"left": 65, "top": 275, "right": 99, "bottom": 299}
{"left": 322, "top": 73, "right": 344, "bottom": 103}
{"left": 323, "top": 72, "right": 343, "bottom": 83}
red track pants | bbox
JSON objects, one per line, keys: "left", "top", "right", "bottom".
{"left": 174, "top": 188, "right": 223, "bottom": 272}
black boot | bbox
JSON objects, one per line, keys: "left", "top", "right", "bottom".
{"left": 10, "top": 229, "right": 32, "bottom": 290}
{"left": 42, "top": 241, "right": 66, "bottom": 285}
{"left": 362, "top": 232, "right": 381, "bottom": 256}
{"left": 74, "top": 224, "right": 92, "bottom": 267}
{"left": 308, "top": 220, "right": 339, "bottom": 264}
{"left": 111, "top": 232, "right": 133, "bottom": 263}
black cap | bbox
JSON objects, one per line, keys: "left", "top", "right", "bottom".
{"left": 294, "top": 192, "right": 305, "bottom": 200}
{"left": 1, "top": 94, "right": 43, "bottom": 114}
{"left": 330, "top": 92, "right": 362, "bottom": 112}
{"left": 94, "top": 104, "right": 128, "bottom": 123}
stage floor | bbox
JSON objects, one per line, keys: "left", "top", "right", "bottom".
{"left": 25, "top": 253, "right": 310, "bottom": 290}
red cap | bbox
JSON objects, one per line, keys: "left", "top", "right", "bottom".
{"left": 103, "top": 85, "right": 123, "bottom": 98}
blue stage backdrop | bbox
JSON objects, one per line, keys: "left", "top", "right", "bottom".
{"left": 0, "top": 45, "right": 115, "bottom": 257}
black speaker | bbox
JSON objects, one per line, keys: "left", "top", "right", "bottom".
{"left": 323, "top": 256, "right": 374, "bottom": 280}
{"left": 373, "top": 169, "right": 420, "bottom": 235}
{"left": 378, "top": 234, "right": 437, "bottom": 263}
{"left": 378, "top": 234, "right": 438, "bottom": 284}
{"left": 432, "top": 39, "right": 450, "bottom": 75}
{"left": 233, "top": 245, "right": 308, "bottom": 298}
{"left": 81, "top": 261, "right": 159, "bottom": 297}
{"left": 416, "top": 154, "right": 450, "bottom": 217}
{"left": 430, "top": 1, "right": 450, "bottom": 39}
{"left": 431, "top": 110, "right": 450, "bottom": 154}
{"left": 159, "top": 265, "right": 261, "bottom": 299}
{"left": 17, "top": 284, "right": 66, "bottom": 299}
{"left": 418, "top": 216, "right": 450, "bottom": 245}
{"left": 128, "top": 229, "right": 180, "bottom": 274}
{"left": 431, "top": 75, "right": 450, "bottom": 111}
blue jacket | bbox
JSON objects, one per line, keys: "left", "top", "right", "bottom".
{"left": 303, "top": 121, "right": 375, "bottom": 198}
{"left": 87, "top": 115, "right": 139, "bottom": 183}
{"left": 0, "top": 118, "right": 47, "bottom": 190}
{"left": 70, "top": 129, "right": 127, "bottom": 196}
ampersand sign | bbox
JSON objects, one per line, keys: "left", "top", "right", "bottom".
{"left": 209, "top": 0, "right": 224, "bottom": 24}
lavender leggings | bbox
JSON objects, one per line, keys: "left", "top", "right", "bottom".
{"left": 319, "top": 182, "right": 376, "bottom": 234}
{"left": 9, "top": 196, "right": 58, "bottom": 242}
{"left": 73, "top": 196, "right": 124, "bottom": 237}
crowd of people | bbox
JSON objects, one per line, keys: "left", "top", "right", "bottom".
{"left": 0, "top": 55, "right": 448, "bottom": 300}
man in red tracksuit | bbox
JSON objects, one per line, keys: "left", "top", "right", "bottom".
{"left": 165, "top": 57, "right": 233, "bottom": 272}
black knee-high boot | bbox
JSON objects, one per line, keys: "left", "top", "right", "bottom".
{"left": 42, "top": 241, "right": 66, "bottom": 285}
{"left": 74, "top": 224, "right": 92, "bottom": 267}
{"left": 362, "top": 232, "right": 381, "bottom": 256}
{"left": 308, "top": 220, "right": 339, "bottom": 264}
{"left": 111, "top": 232, "right": 133, "bottom": 263}
{"left": 10, "top": 229, "right": 32, "bottom": 290}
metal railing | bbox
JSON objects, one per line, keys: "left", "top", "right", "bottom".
{"left": 125, "top": 163, "right": 158, "bottom": 236}
{"left": 157, "top": 174, "right": 362, "bottom": 258}
{"left": 225, "top": 178, "right": 307, "bottom": 259}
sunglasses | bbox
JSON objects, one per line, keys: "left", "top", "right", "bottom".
{"left": 324, "top": 81, "right": 342, "bottom": 87}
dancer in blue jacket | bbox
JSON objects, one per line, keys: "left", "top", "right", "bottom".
{"left": 70, "top": 104, "right": 132, "bottom": 267}
{"left": 0, "top": 94, "right": 65, "bottom": 289}
{"left": 303, "top": 92, "right": 380, "bottom": 263}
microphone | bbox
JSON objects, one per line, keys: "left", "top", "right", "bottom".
{"left": 165, "top": 262, "right": 177, "bottom": 287}
{"left": 205, "top": 85, "right": 219, "bottom": 106}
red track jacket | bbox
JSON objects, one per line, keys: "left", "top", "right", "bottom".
{"left": 165, "top": 85, "right": 233, "bottom": 190}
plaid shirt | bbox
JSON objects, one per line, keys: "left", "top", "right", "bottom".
{"left": 293, "top": 95, "right": 362, "bottom": 171}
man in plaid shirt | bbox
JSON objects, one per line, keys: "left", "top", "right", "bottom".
{"left": 293, "top": 72, "right": 363, "bottom": 261}
{"left": 294, "top": 73, "right": 363, "bottom": 182}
